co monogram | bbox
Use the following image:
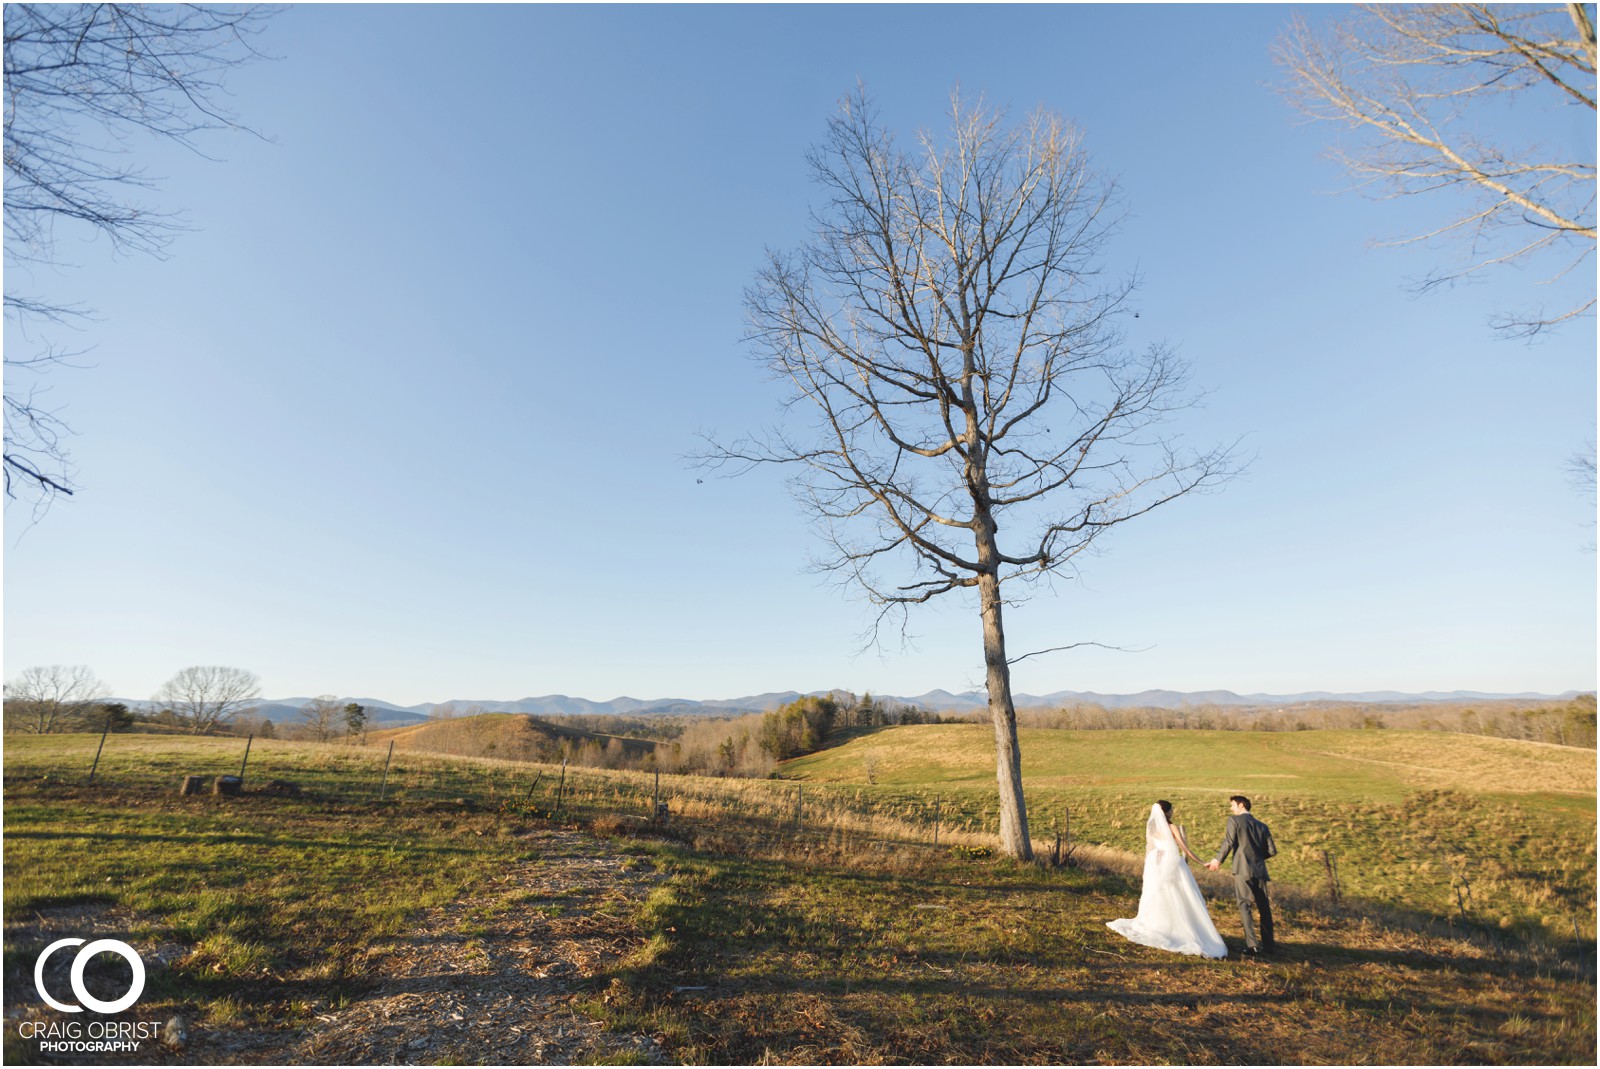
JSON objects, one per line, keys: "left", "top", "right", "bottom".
{"left": 33, "top": 939, "right": 146, "bottom": 1014}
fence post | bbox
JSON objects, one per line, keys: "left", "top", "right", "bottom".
{"left": 525, "top": 771, "right": 543, "bottom": 803}
{"left": 556, "top": 756, "right": 568, "bottom": 813}
{"left": 378, "top": 740, "right": 396, "bottom": 802}
{"left": 1321, "top": 849, "right": 1341, "bottom": 905}
{"left": 933, "top": 796, "right": 941, "bottom": 847}
{"left": 239, "top": 734, "right": 254, "bottom": 782}
{"left": 654, "top": 769, "right": 661, "bottom": 818}
{"left": 795, "top": 785, "right": 803, "bottom": 832}
{"left": 87, "top": 723, "right": 111, "bottom": 784}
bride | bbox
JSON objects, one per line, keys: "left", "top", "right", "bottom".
{"left": 1106, "top": 800, "right": 1228, "bottom": 958}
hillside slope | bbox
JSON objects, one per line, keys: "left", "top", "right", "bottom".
{"left": 368, "top": 713, "right": 655, "bottom": 763}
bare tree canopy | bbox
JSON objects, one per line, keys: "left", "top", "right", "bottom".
{"left": 3, "top": 3, "right": 276, "bottom": 508}
{"left": 1275, "top": 4, "right": 1597, "bottom": 338}
{"left": 300, "top": 695, "right": 344, "bottom": 742}
{"left": 3, "top": 664, "right": 107, "bottom": 733}
{"left": 705, "top": 90, "right": 1239, "bottom": 859}
{"left": 153, "top": 665, "right": 261, "bottom": 735}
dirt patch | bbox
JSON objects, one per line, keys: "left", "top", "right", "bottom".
{"left": 200, "top": 827, "right": 667, "bottom": 1066}
{"left": 6, "top": 828, "right": 669, "bottom": 1065}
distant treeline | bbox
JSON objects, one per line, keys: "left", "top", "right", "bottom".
{"left": 549, "top": 692, "right": 958, "bottom": 777}
{"left": 535, "top": 714, "right": 689, "bottom": 743}
{"left": 995, "top": 695, "right": 1597, "bottom": 748}
{"left": 1, "top": 701, "right": 356, "bottom": 742}
{"left": 4, "top": 700, "right": 148, "bottom": 736}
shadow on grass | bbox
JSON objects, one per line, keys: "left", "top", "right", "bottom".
{"left": 834, "top": 856, "right": 1599, "bottom": 983}
{"left": 603, "top": 873, "right": 1591, "bottom": 1065}
{"left": 618, "top": 845, "right": 1596, "bottom": 996}
{"left": 3, "top": 827, "right": 488, "bottom": 857}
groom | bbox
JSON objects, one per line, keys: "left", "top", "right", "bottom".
{"left": 1205, "top": 795, "right": 1277, "bottom": 956}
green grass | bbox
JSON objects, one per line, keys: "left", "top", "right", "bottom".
{"left": 784, "top": 726, "right": 1598, "bottom": 941}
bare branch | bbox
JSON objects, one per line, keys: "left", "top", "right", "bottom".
{"left": 1275, "top": 4, "right": 1596, "bottom": 338}
{"left": 4, "top": 4, "right": 279, "bottom": 509}
{"left": 1006, "top": 641, "right": 1150, "bottom": 666}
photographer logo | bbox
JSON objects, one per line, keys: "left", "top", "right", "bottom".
{"left": 34, "top": 938, "right": 146, "bottom": 1013}
{"left": 18, "top": 938, "right": 162, "bottom": 1055}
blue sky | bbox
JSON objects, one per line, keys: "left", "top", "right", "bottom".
{"left": 4, "top": 4, "right": 1595, "bottom": 705}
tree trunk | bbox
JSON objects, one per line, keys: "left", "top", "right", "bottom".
{"left": 978, "top": 567, "right": 1032, "bottom": 860}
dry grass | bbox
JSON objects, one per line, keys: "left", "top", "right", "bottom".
{"left": 1297, "top": 731, "right": 1597, "bottom": 794}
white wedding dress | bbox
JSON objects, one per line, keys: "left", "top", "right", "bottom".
{"left": 1106, "top": 803, "right": 1228, "bottom": 958}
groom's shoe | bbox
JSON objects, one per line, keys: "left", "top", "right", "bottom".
{"left": 1242, "top": 946, "right": 1262, "bottom": 959}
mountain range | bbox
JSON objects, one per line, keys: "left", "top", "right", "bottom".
{"left": 118, "top": 687, "right": 1586, "bottom": 728}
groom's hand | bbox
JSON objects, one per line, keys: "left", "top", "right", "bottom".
{"left": 1204, "top": 859, "right": 1219, "bottom": 871}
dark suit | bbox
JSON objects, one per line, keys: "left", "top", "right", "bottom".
{"left": 1212, "top": 811, "right": 1277, "bottom": 950}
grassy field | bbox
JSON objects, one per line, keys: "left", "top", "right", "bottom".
{"left": 784, "top": 726, "right": 1598, "bottom": 942}
{"left": 3, "top": 729, "right": 1595, "bottom": 1064}
{"left": 591, "top": 838, "right": 1595, "bottom": 1064}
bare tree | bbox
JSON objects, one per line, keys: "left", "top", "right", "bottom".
{"left": 2, "top": 664, "right": 106, "bottom": 733}
{"left": 1275, "top": 4, "right": 1596, "bottom": 338}
{"left": 4, "top": 4, "right": 277, "bottom": 509}
{"left": 153, "top": 665, "right": 260, "bottom": 735}
{"left": 704, "top": 91, "right": 1239, "bottom": 859}
{"left": 300, "top": 695, "right": 343, "bottom": 742}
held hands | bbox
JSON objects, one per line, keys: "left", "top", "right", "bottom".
{"left": 1204, "top": 859, "right": 1220, "bottom": 871}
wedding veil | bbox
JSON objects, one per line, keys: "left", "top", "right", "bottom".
{"left": 1145, "top": 802, "right": 1176, "bottom": 860}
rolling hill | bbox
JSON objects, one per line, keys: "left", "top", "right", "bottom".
{"left": 366, "top": 712, "right": 656, "bottom": 763}
{"left": 113, "top": 686, "right": 1588, "bottom": 726}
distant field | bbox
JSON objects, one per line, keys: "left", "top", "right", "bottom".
{"left": 783, "top": 724, "right": 1595, "bottom": 795}
{"left": 783, "top": 726, "right": 1597, "bottom": 940}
